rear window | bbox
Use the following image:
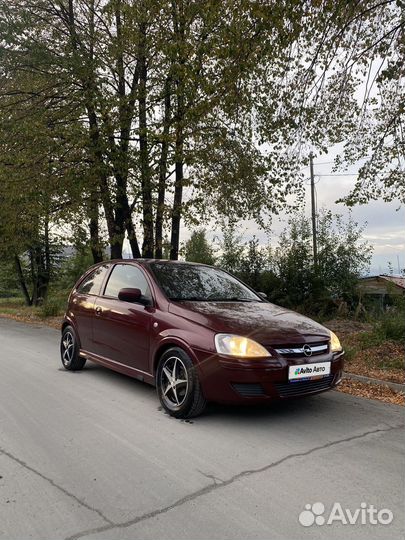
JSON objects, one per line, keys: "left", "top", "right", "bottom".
{"left": 77, "top": 265, "right": 109, "bottom": 295}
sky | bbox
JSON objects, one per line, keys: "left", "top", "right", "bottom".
{"left": 180, "top": 145, "right": 405, "bottom": 277}
{"left": 187, "top": 58, "right": 405, "bottom": 277}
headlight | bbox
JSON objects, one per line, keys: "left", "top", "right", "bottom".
{"left": 330, "top": 331, "right": 342, "bottom": 352}
{"left": 215, "top": 334, "right": 270, "bottom": 358}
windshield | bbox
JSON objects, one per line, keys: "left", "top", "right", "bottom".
{"left": 150, "top": 263, "right": 262, "bottom": 302}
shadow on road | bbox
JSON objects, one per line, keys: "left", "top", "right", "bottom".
{"left": 60, "top": 359, "right": 349, "bottom": 427}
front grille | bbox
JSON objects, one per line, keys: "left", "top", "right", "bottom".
{"left": 274, "top": 374, "right": 334, "bottom": 398}
{"left": 232, "top": 383, "right": 266, "bottom": 397}
{"left": 273, "top": 340, "right": 329, "bottom": 358}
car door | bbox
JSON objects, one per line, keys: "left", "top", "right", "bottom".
{"left": 70, "top": 264, "right": 110, "bottom": 351}
{"left": 92, "top": 263, "right": 153, "bottom": 374}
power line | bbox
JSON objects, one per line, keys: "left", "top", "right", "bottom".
{"left": 317, "top": 173, "right": 359, "bottom": 177}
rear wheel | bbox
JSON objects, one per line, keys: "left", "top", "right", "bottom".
{"left": 60, "top": 326, "right": 86, "bottom": 371}
{"left": 156, "top": 347, "right": 207, "bottom": 418}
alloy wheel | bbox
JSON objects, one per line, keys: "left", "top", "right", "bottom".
{"left": 61, "top": 331, "right": 74, "bottom": 366}
{"left": 160, "top": 356, "right": 189, "bottom": 408}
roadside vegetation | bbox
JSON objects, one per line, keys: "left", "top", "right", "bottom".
{"left": 335, "top": 313, "right": 404, "bottom": 383}
{"left": 327, "top": 313, "right": 404, "bottom": 406}
{"left": 0, "top": 2, "right": 403, "bottom": 406}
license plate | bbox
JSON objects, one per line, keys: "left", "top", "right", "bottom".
{"left": 288, "top": 361, "right": 331, "bottom": 381}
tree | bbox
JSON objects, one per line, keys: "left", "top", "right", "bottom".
{"left": 271, "top": 216, "right": 315, "bottom": 308}
{"left": 285, "top": 0, "right": 405, "bottom": 204}
{"left": 239, "top": 237, "right": 268, "bottom": 291}
{"left": 1, "top": 0, "right": 306, "bottom": 261}
{"left": 0, "top": 82, "right": 83, "bottom": 304}
{"left": 217, "top": 222, "right": 245, "bottom": 274}
{"left": 270, "top": 210, "right": 372, "bottom": 313}
{"left": 184, "top": 229, "right": 215, "bottom": 265}
{"left": 0, "top": 0, "right": 401, "bottom": 275}
{"left": 0, "top": 0, "right": 144, "bottom": 259}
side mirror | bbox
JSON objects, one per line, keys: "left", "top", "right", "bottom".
{"left": 256, "top": 291, "right": 268, "bottom": 300}
{"left": 118, "top": 288, "right": 151, "bottom": 306}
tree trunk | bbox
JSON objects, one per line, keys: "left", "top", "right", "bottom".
{"left": 138, "top": 20, "right": 154, "bottom": 257}
{"left": 170, "top": 145, "right": 184, "bottom": 260}
{"left": 89, "top": 194, "right": 103, "bottom": 263}
{"left": 29, "top": 248, "right": 38, "bottom": 306}
{"left": 39, "top": 216, "right": 51, "bottom": 302}
{"left": 155, "top": 77, "right": 172, "bottom": 259}
{"left": 126, "top": 212, "right": 142, "bottom": 258}
{"left": 170, "top": 82, "right": 185, "bottom": 260}
{"left": 87, "top": 105, "right": 124, "bottom": 259}
{"left": 30, "top": 239, "right": 50, "bottom": 306}
{"left": 170, "top": 0, "right": 185, "bottom": 261}
{"left": 14, "top": 255, "right": 32, "bottom": 306}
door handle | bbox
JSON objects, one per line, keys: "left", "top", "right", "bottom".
{"left": 95, "top": 306, "right": 102, "bottom": 316}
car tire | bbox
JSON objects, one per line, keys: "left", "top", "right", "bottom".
{"left": 156, "top": 347, "right": 207, "bottom": 418}
{"left": 60, "top": 325, "right": 86, "bottom": 371}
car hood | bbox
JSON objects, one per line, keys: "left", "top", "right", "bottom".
{"left": 169, "top": 301, "right": 330, "bottom": 345}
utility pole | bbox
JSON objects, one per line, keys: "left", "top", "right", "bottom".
{"left": 309, "top": 152, "right": 318, "bottom": 267}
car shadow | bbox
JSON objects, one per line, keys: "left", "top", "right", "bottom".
{"left": 203, "top": 393, "right": 338, "bottom": 422}
{"left": 65, "top": 360, "right": 345, "bottom": 425}
{"left": 58, "top": 360, "right": 156, "bottom": 394}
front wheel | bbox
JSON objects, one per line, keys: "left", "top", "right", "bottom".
{"left": 156, "top": 347, "right": 207, "bottom": 418}
{"left": 60, "top": 325, "right": 86, "bottom": 371}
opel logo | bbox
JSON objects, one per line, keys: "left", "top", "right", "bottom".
{"left": 303, "top": 344, "right": 313, "bottom": 357}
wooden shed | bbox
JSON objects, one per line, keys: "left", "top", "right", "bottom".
{"left": 357, "top": 275, "right": 405, "bottom": 310}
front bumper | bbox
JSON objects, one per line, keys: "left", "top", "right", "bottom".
{"left": 193, "top": 348, "right": 344, "bottom": 404}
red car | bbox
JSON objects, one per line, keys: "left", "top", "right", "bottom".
{"left": 61, "top": 260, "right": 344, "bottom": 418}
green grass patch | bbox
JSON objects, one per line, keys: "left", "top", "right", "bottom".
{"left": 377, "top": 355, "right": 404, "bottom": 371}
{"left": 0, "top": 293, "right": 67, "bottom": 319}
{"left": 0, "top": 296, "right": 26, "bottom": 308}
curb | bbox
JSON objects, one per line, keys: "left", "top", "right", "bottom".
{"left": 343, "top": 372, "right": 405, "bottom": 393}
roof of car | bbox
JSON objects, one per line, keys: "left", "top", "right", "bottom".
{"left": 107, "top": 259, "right": 208, "bottom": 266}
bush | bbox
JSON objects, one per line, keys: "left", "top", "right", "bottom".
{"left": 377, "top": 313, "right": 405, "bottom": 342}
{"left": 39, "top": 299, "right": 65, "bottom": 318}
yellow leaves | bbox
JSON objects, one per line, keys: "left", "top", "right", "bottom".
{"left": 337, "top": 379, "right": 404, "bottom": 406}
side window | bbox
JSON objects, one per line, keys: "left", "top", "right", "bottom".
{"left": 77, "top": 265, "right": 109, "bottom": 295}
{"left": 104, "top": 264, "right": 151, "bottom": 299}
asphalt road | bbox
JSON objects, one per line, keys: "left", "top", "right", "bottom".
{"left": 0, "top": 317, "right": 403, "bottom": 540}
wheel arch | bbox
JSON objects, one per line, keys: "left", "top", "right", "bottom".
{"left": 61, "top": 318, "right": 82, "bottom": 349}
{"left": 153, "top": 339, "right": 199, "bottom": 376}
{"left": 61, "top": 320, "right": 70, "bottom": 332}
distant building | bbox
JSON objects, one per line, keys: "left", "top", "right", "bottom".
{"left": 358, "top": 275, "right": 405, "bottom": 310}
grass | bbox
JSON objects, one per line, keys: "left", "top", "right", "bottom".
{"left": 0, "top": 293, "right": 67, "bottom": 328}
{"left": 0, "top": 296, "right": 38, "bottom": 315}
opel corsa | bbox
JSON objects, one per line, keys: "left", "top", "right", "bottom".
{"left": 61, "top": 260, "right": 344, "bottom": 418}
